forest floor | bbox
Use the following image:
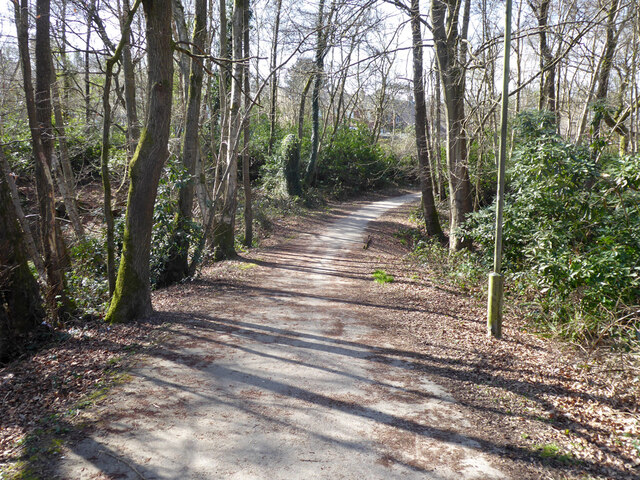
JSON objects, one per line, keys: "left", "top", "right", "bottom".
{"left": 1, "top": 190, "right": 639, "bottom": 479}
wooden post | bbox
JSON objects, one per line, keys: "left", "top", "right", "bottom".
{"left": 487, "top": 273, "right": 504, "bottom": 338}
{"left": 487, "top": 0, "right": 512, "bottom": 338}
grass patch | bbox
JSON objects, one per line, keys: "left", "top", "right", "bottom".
{"left": 238, "top": 262, "right": 258, "bottom": 270}
{"left": 372, "top": 269, "right": 394, "bottom": 284}
{"left": 533, "top": 443, "right": 574, "bottom": 464}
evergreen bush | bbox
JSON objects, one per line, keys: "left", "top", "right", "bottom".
{"left": 463, "top": 111, "right": 640, "bottom": 346}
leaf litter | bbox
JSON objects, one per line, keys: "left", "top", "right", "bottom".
{"left": 1, "top": 191, "right": 638, "bottom": 480}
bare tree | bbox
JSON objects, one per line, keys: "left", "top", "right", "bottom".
{"left": 14, "top": 0, "right": 70, "bottom": 309}
{"left": 305, "top": 0, "right": 336, "bottom": 184}
{"left": 431, "top": 0, "right": 474, "bottom": 251}
{"left": 213, "top": 0, "right": 247, "bottom": 260}
{"left": 410, "top": 0, "right": 443, "bottom": 239}
{"left": 242, "top": 1, "right": 253, "bottom": 247}
{"left": 528, "top": 0, "right": 556, "bottom": 112}
{"left": 160, "top": 0, "right": 208, "bottom": 284}
{"left": 268, "top": 0, "right": 283, "bottom": 154}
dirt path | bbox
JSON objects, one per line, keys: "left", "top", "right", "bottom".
{"left": 55, "top": 194, "right": 516, "bottom": 479}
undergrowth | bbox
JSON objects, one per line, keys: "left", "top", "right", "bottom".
{"left": 403, "top": 111, "right": 640, "bottom": 351}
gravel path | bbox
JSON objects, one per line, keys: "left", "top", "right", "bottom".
{"left": 57, "top": 194, "right": 509, "bottom": 479}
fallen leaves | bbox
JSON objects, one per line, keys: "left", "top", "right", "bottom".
{"left": 356, "top": 202, "right": 640, "bottom": 479}
{"left": 1, "top": 191, "right": 638, "bottom": 480}
{"left": 0, "top": 319, "right": 159, "bottom": 466}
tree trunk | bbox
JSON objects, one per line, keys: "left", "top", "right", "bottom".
{"left": 172, "top": 0, "right": 191, "bottom": 101}
{"left": 100, "top": 0, "right": 143, "bottom": 297}
{"left": 434, "top": 69, "right": 445, "bottom": 200}
{"left": 105, "top": 0, "right": 173, "bottom": 323}
{"left": 50, "top": 65, "right": 85, "bottom": 241}
{"left": 267, "top": 0, "right": 283, "bottom": 155}
{"left": 242, "top": 2, "right": 253, "bottom": 247}
{"left": 331, "top": 42, "right": 355, "bottom": 145}
{"left": 121, "top": 0, "right": 141, "bottom": 159}
{"left": 411, "top": 0, "right": 443, "bottom": 240}
{"left": 159, "top": 0, "right": 207, "bottom": 285}
{"left": 85, "top": 0, "right": 96, "bottom": 123}
{"left": 371, "top": 55, "right": 389, "bottom": 146}
{"left": 36, "top": 0, "right": 71, "bottom": 302}
{"left": 528, "top": 0, "right": 555, "bottom": 113}
{"left": 213, "top": 0, "right": 245, "bottom": 260}
{"left": 212, "top": 0, "right": 230, "bottom": 243}
{"left": 298, "top": 75, "right": 313, "bottom": 141}
{"left": 515, "top": 0, "right": 522, "bottom": 115}
{"left": 15, "top": 0, "right": 69, "bottom": 309}
{"left": 60, "top": 0, "right": 71, "bottom": 107}
{"left": 432, "top": 0, "right": 473, "bottom": 251}
{"left": 282, "top": 134, "right": 303, "bottom": 197}
{"left": 0, "top": 135, "right": 45, "bottom": 279}
{"left": 304, "top": 0, "right": 328, "bottom": 185}
{"left": 0, "top": 170, "right": 45, "bottom": 363}
{"left": 591, "top": 0, "right": 622, "bottom": 138}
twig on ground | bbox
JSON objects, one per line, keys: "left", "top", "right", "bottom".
{"left": 99, "top": 448, "right": 147, "bottom": 479}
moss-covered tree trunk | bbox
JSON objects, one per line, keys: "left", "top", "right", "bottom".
{"left": 106, "top": 0, "right": 173, "bottom": 324}
{"left": 411, "top": 0, "right": 444, "bottom": 240}
{"left": 159, "top": 0, "right": 207, "bottom": 285}
{"left": 304, "top": 0, "right": 327, "bottom": 185}
{"left": 0, "top": 168, "right": 45, "bottom": 363}
{"left": 281, "top": 134, "right": 302, "bottom": 197}
{"left": 100, "top": 0, "right": 143, "bottom": 297}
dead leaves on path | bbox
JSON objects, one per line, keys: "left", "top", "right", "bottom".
{"left": 1, "top": 192, "right": 638, "bottom": 480}
{"left": 360, "top": 204, "right": 640, "bottom": 480}
{"left": 0, "top": 321, "right": 158, "bottom": 465}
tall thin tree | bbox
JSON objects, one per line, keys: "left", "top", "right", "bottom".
{"left": 14, "top": 0, "right": 69, "bottom": 309}
{"left": 159, "top": 0, "right": 208, "bottom": 284}
{"left": 242, "top": 1, "right": 253, "bottom": 247}
{"left": 267, "top": 0, "right": 283, "bottom": 155}
{"left": 106, "top": 0, "right": 174, "bottom": 323}
{"left": 410, "top": 0, "right": 443, "bottom": 239}
{"left": 213, "top": 0, "right": 247, "bottom": 260}
{"left": 431, "top": 0, "right": 474, "bottom": 251}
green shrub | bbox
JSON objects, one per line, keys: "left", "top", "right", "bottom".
{"left": 315, "top": 124, "right": 410, "bottom": 197}
{"left": 258, "top": 122, "right": 413, "bottom": 198}
{"left": 66, "top": 238, "right": 110, "bottom": 319}
{"left": 412, "top": 236, "right": 484, "bottom": 291}
{"left": 259, "top": 134, "right": 303, "bottom": 198}
{"left": 150, "top": 157, "right": 202, "bottom": 286}
{"left": 462, "top": 111, "right": 640, "bottom": 345}
{"left": 259, "top": 152, "right": 286, "bottom": 196}
{"left": 249, "top": 113, "right": 291, "bottom": 179}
